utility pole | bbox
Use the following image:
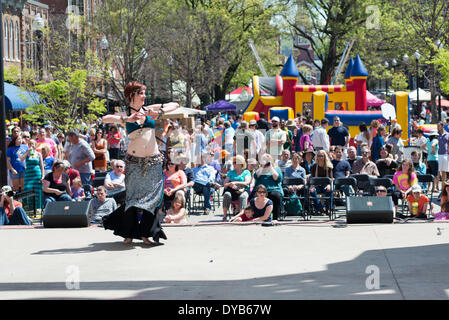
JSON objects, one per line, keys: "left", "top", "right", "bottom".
{"left": 0, "top": 3, "right": 8, "bottom": 186}
{"left": 248, "top": 39, "right": 268, "bottom": 77}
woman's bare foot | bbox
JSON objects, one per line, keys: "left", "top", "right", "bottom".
{"left": 141, "top": 237, "right": 154, "bottom": 245}
{"left": 124, "top": 238, "right": 133, "bottom": 244}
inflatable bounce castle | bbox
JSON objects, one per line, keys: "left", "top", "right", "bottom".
{"left": 242, "top": 54, "right": 411, "bottom": 141}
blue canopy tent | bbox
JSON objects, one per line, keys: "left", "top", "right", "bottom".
{"left": 4, "top": 82, "right": 41, "bottom": 111}
{"left": 205, "top": 100, "right": 238, "bottom": 112}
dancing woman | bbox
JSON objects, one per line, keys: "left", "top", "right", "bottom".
{"left": 102, "top": 81, "right": 179, "bottom": 245}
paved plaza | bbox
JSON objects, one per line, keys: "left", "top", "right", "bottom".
{"left": 1, "top": 204, "right": 449, "bottom": 300}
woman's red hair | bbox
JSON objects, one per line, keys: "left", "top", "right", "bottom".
{"left": 124, "top": 81, "right": 147, "bottom": 103}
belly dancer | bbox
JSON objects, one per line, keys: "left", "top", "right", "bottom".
{"left": 102, "top": 81, "right": 179, "bottom": 245}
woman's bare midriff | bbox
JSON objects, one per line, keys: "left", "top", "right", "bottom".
{"left": 126, "top": 127, "right": 159, "bottom": 157}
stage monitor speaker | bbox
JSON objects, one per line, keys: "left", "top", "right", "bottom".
{"left": 43, "top": 200, "right": 91, "bottom": 228}
{"left": 346, "top": 196, "right": 394, "bottom": 224}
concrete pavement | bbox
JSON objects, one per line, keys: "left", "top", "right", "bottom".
{"left": 1, "top": 213, "right": 449, "bottom": 300}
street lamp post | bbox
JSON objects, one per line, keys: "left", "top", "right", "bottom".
{"left": 0, "top": 3, "right": 9, "bottom": 186}
{"left": 384, "top": 61, "right": 389, "bottom": 97}
{"left": 414, "top": 50, "right": 421, "bottom": 117}
{"left": 403, "top": 53, "right": 409, "bottom": 89}
{"left": 168, "top": 55, "right": 174, "bottom": 101}
{"left": 32, "top": 13, "right": 45, "bottom": 80}
{"left": 100, "top": 36, "right": 109, "bottom": 112}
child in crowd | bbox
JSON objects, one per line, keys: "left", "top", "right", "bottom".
{"left": 70, "top": 177, "right": 85, "bottom": 201}
{"left": 406, "top": 185, "right": 430, "bottom": 219}
{"left": 163, "top": 194, "right": 187, "bottom": 224}
{"left": 432, "top": 202, "right": 449, "bottom": 221}
{"left": 230, "top": 206, "right": 254, "bottom": 222}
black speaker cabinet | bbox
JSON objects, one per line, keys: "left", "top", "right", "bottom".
{"left": 346, "top": 196, "right": 394, "bottom": 224}
{"left": 43, "top": 200, "right": 91, "bottom": 228}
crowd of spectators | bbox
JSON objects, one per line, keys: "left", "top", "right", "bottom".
{"left": 3, "top": 107, "right": 449, "bottom": 225}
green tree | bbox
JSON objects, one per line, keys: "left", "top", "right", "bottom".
{"left": 391, "top": 72, "right": 409, "bottom": 91}
{"left": 434, "top": 48, "right": 449, "bottom": 95}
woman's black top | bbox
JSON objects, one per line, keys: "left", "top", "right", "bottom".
{"left": 43, "top": 172, "right": 69, "bottom": 196}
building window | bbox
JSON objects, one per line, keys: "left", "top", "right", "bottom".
{"left": 4, "top": 21, "right": 8, "bottom": 59}
{"left": 15, "top": 22, "right": 19, "bottom": 61}
{"left": 10, "top": 21, "right": 14, "bottom": 60}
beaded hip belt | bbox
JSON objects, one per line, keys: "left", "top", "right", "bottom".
{"left": 125, "top": 153, "right": 163, "bottom": 166}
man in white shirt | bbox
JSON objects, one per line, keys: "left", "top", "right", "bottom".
{"left": 265, "top": 117, "right": 287, "bottom": 161}
{"left": 223, "top": 121, "right": 235, "bottom": 155}
{"left": 311, "top": 118, "right": 330, "bottom": 152}
{"left": 249, "top": 120, "right": 265, "bottom": 158}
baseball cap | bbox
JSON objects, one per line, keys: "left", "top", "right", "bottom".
{"left": 249, "top": 120, "right": 257, "bottom": 126}
{"left": 411, "top": 185, "right": 422, "bottom": 193}
{"left": 271, "top": 116, "right": 280, "bottom": 122}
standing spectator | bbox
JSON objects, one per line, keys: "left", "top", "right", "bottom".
{"left": 311, "top": 118, "right": 330, "bottom": 152}
{"left": 327, "top": 116, "right": 349, "bottom": 157}
{"left": 389, "top": 118, "right": 402, "bottom": 133}
{"left": 249, "top": 120, "right": 265, "bottom": 159}
{"left": 355, "top": 123, "right": 370, "bottom": 156}
{"left": 92, "top": 128, "right": 108, "bottom": 172}
{"left": 371, "top": 125, "right": 386, "bottom": 163}
{"left": 39, "top": 144, "right": 55, "bottom": 176}
{"left": 352, "top": 147, "right": 380, "bottom": 177}
{"left": 438, "top": 122, "right": 449, "bottom": 191}
{"left": 66, "top": 130, "right": 96, "bottom": 186}
{"left": 293, "top": 116, "right": 305, "bottom": 153}
{"left": 23, "top": 139, "right": 44, "bottom": 210}
{"left": 257, "top": 112, "right": 269, "bottom": 131}
{"left": 106, "top": 124, "right": 121, "bottom": 161}
{"left": 368, "top": 120, "right": 380, "bottom": 148}
{"left": 280, "top": 119, "right": 293, "bottom": 152}
{"left": 265, "top": 117, "right": 287, "bottom": 161}
{"left": 425, "top": 130, "right": 439, "bottom": 192}
{"left": 299, "top": 124, "right": 313, "bottom": 151}
{"left": 36, "top": 128, "right": 57, "bottom": 159}
{"left": 223, "top": 121, "right": 235, "bottom": 156}
{"left": 234, "top": 121, "right": 256, "bottom": 159}
{"left": 56, "top": 132, "right": 65, "bottom": 160}
{"left": 89, "top": 186, "right": 117, "bottom": 226}
{"left": 386, "top": 128, "right": 404, "bottom": 162}
{"left": 6, "top": 135, "right": 28, "bottom": 192}
{"left": 410, "top": 128, "right": 427, "bottom": 160}
{"left": 252, "top": 153, "right": 283, "bottom": 220}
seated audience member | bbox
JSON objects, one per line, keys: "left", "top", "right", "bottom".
{"left": 309, "top": 150, "right": 333, "bottom": 214}
{"left": 163, "top": 159, "right": 188, "bottom": 211}
{"left": 406, "top": 185, "right": 430, "bottom": 219}
{"left": 222, "top": 155, "right": 251, "bottom": 221}
{"left": 89, "top": 186, "right": 117, "bottom": 225}
{"left": 104, "top": 160, "right": 126, "bottom": 197}
{"left": 426, "top": 130, "right": 439, "bottom": 192}
{"left": 71, "top": 177, "right": 86, "bottom": 201}
{"left": 250, "top": 185, "right": 273, "bottom": 222}
{"left": 63, "top": 160, "right": 80, "bottom": 185}
{"left": 229, "top": 205, "right": 255, "bottom": 223}
{"left": 371, "top": 125, "right": 386, "bottom": 163}
{"left": 163, "top": 194, "right": 188, "bottom": 224}
{"left": 176, "top": 154, "right": 194, "bottom": 189}
{"left": 301, "top": 148, "right": 315, "bottom": 176}
{"left": 247, "top": 158, "right": 259, "bottom": 193}
{"left": 392, "top": 159, "right": 418, "bottom": 214}
{"left": 39, "top": 144, "right": 55, "bottom": 175}
{"left": 411, "top": 150, "right": 426, "bottom": 175}
{"left": 276, "top": 149, "right": 292, "bottom": 174}
{"left": 432, "top": 202, "right": 449, "bottom": 221}
{"left": 284, "top": 152, "right": 306, "bottom": 195}
{"left": 0, "top": 186, "right": 32, "bottom": 226}
{"left": 352, "top": 147, "right": 380, "bottom": 177}
{"left": 252, "top": 153, "right": 283, "bottom": 220}
{"left": 214, "top": 150, "right": 233, "bottom": 185}
{"left": 192, "top": 152, "right": 218, "bottom": 215}
{"left": 346, "top": 146, "right": 360, "bottom": 170}
{"left": 376, "top": 146, "right": 398, "bottom": 177}
{"left": 332, "top": 146, "right": 352, "bottom": 196}
{"left": 327, "top": 145, "right": 336, "bottom": 160}
{"left": 42, "top": 160, "right": 73, "bottom": 207}
{"left": 440, "top": 180, "right": 449, "bottom": 207}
